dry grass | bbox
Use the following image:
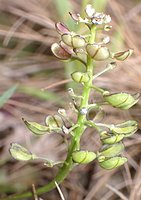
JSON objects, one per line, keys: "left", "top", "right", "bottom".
{"left": 0, "top": 0, "right": 141, "bottom": 199}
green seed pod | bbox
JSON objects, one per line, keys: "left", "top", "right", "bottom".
{"left": 86, "top": 44, "right": 110, "bottom": 61}
{"left": 61, "top": 33, "right": 85, "bottom": 48}
{"left": 72, "top": 35, "right": 86, "bottom": 48}
{"left": 113, "top": 49, "right": 133, "bottom": 61}
{"left": 23, "top": 118, "right": 49, "bottom": 135}
{"left": 45, "top": 115, "right": 63, "bottom": 130}
{"left": 72, "top": 150, "right": 97, "bottom": 164}
{"left": 100, "top": 131, "right": 124, "bottom": 144}
{"left": 99, "top": 143, "right": 124, "bottom": 157}
{"left": 104, "top": 92, "right": 140, "bottom": 110}
{"left": 9, "top": 143, "right": 36, "bottom": 161}
{"left": 99, "top": 156, "right": 127, "bottom": 170}
{"left": 71, "top": 71, "right": 90, "bottom": 83}
{"left": 111, "top": 120, "right": 138, "bottom": 137}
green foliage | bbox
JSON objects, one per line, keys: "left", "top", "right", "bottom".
{"left": 0, "top": 85, "right": 17, "bottom": 108}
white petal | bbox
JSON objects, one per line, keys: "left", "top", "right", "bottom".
{"left": 85, "top": 4, "right": 95, "bottom": 18}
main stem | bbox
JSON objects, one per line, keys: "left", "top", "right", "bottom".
{"left": 1, "top": 26, "right": 96, "bottom": 200}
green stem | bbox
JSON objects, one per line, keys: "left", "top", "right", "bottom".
{"left": 90, "top": 85, "right": 106, "bottom": 94}
{"left": 1, "top": 26, "right": 96, "bottom": 200}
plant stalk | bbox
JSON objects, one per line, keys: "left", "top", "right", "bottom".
{"left": 1, "top": 25, "right": 96, "bottom": 200}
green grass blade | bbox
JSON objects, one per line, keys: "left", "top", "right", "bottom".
{"left": 0, "top": 85, "right": 18, "bottom": 108}
{"left": 19, "top": 86, "right": 64, "bottom": 105}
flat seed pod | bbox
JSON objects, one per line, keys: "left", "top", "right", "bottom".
{"left": 99, "top": 156, "right": 127, "bottom": 170}
{"left": 71, "top": 71, "right": 90, "bottom": 83}
{"left": 117, "top": 120, "right": 137, "bottom": 127}
{"left": 51, "top": 43, "right": 71, "bottom": 60}
{"left": 61, "top": 33, "right": 72, "bottom": 47}
{"left": 100, "top": 132, "right": 124, "bottom": 144}
{"left": 45, "top": 115, "right": 63, "bottom": 129}
{"left": 60, "top": 41, "right": 74, "bottom": 55}
{"left": 23, "top": 118, "right": 49, "bottom": 135}
{"left": 113, "top": 49, "right": 133, "bottom": 61}
{"left": 99, "top": 143, "right": 124, "bottom": 157}
{"left": 104, "top": 92, "right": 140, "bottom": 109}
{"left": 72, "top": 150, "right": 96, "bottom": 164}
{"left": 111, "top": 126, "right": 137, "bottom": 135}
{"left": 72, "top": 35, "right": 85, "bottom": 48}
{"left": 94, "top": 46, "right": 110, "bottom": 61}
{"left": 55, "top": 22, "right": 70, "bottom": 34}
{"left": 10, "top": 143, "right": 35, "bottom": 161}
{"left": 62, "top": 34, "right": 85, "bottom": 48}
{"left": 86, "top": 44, "right": 99, "bottom": 58}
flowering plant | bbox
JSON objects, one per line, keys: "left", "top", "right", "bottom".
{"left": 7, "top": 4, "right": 140, "bottom": 200}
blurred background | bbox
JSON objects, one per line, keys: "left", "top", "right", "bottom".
{"left": 0, "top": 0, "right": 141, "bottom": 199}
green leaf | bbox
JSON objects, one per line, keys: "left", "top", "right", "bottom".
{"left": 0, "top": 85, "right": 18, "bottom": 108}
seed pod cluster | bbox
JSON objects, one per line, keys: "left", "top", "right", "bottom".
{"left": 100, "top": 120, "right": 138, "bottom": 145}
{"left": 86, "top": 44, "right": 110, "bottom": 61}
{"left": 62, "top": 34, "right": 86, "bottom": 48}
{"left": 98, "top": 120, "right": 138, "bottom": 169}
{"left": 97, "top": 142, "right": 127, "bottom": 169}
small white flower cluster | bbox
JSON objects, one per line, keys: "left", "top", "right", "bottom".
{"left": 70, "top": 4, "right": 111, "bottom": 26}
{"left": 85, "top": 4, "right": 111, "bottom": 25}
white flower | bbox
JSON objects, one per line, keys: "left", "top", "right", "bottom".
{"left": 103, "top": 36, "right": 110, "bottom": 44}
{"left": 85, "top": 4, "right": 95, "bottom": 18}
{"left": 104, "top": 15, "right": 111, "bottom": 23}
{"left": 92, "top": 12, "right": 111, "bottom": 25}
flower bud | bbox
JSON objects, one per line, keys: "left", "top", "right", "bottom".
{"left": 51, "top": 43, "right": 72, "bottom": 60}
{"left": 99, "top": 143, "right": 124, "bottom": 157}
{"left": 9, "top": 143, "right": 35, "bottom": 161}
{"left": 58, "top": 108, "right": 67, "bottom": 117}
{"left": 104, "top": 92, "right": 140, "bottom": 110}
{"left": 99, "top": 156, "right": 127, "bottom": 170}
{"left": 69, "top": 12, "right": 89, "bottom": 24}
{"left": 86, "top": 44, "right": 110, "bottom": 61}
{"left": 61, "top": 34, "right": 85, "bottom": 48}
{"left": 104, "top": 25, "right": 112, "bottom": 31}
{"left": 55, "top": 22, "right": 70, "bottom": 34}
{"left": 100, "top": 131, "right": 124, "bottom": 144}
{"left": 69, "top": 12, "right": 80, "bottom": 22}
{"left": 23, "top": 118, "right": 49, "bottom": 135}
{"left": 71, "top": 71, "right": 90, "bottom": 83}
{"left": 113, "top": 49, "right": 133, "bottom": 61}
{"left": 45, "top": 115, "right": 63, "bottom": 130}
{"left": 111, "top": 120, "right": 138, "bottom": 137}
{"left": 72, "top": 150, "right": 96, "bottom": 164}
